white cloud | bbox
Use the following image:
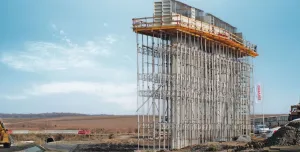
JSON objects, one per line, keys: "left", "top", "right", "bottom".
{"left": 0, "top": 36, "right": 117, "bottom": 72}
{"left": 0, "top": 24, "right": 136, "bottom": 112}
{"left": 59, "top": 30, "right": 65, "bottom": 35}
{"left": 3, "top": 95, "right": 27, "bottom": 100}
{"left": 105, "top": 35, "right": 116, "bottom": 44}
{"left": 28, "top": 82, "right": 135, "bottom": 95}
{"left": 0, "top": 24, "right": 131, "bottom": 78}
{"left": 25, "top": 81, "right": 136, "bottom": 110}
{"left": 1, "top": 42, "right": 94, "bottom": 72}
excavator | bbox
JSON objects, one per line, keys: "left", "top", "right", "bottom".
{"left": 0, "top": 120, "right": 12, "bottom": 148}
{"left": 288, "top": 101, "right": 300, "bottom": 121}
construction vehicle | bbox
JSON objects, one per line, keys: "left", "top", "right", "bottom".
{"left": 0, "top": 120, "right": 11, "bottom": 148}
{"left": 288, "top": 102, "right": 300, "bottom": 121}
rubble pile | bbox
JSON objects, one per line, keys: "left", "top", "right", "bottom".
{"left": 287, "top": 121, "right": 300, "bottom": 128}
{"left": 266, "top": 126, "right": 297, "bottom": 146}
{"left": 266, "top": 121, "right": 300, "bottom": 146}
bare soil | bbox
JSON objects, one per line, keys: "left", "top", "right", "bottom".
{"left": 4, "top": 116, "right": 138, "bottom": 133}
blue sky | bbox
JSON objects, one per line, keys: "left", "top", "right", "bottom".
{"left": 0, "top": 0, "right": 299, "bottom": 114}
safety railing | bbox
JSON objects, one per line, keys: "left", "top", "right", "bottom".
{"left": 133, "top": 14, "right": 257, "bottom": 53}
{"left": 132, "top": 15, "right": 180, "bottom": 29}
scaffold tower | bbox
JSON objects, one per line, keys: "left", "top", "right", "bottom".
{"left": 133, "top": 0, "right": 258, "bottom": 150}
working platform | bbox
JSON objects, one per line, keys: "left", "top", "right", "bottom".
{"left": 132, "top": 14, "right": 258, "bottom": 57}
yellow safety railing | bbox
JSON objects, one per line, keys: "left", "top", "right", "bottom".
{"left": 132, "top": 14, "right": 258, "bottom": 56}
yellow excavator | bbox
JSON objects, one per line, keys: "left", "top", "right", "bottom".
{"left": 0, "top": 120, "right": 11, "bottom": 148}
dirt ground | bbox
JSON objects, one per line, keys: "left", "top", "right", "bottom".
{"left": 3, "top": 115, "right": 138, "bottom": 133}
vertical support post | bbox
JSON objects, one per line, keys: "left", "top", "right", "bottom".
{"left": 136, "top": 33, "right": 140, "bottom": 150}
{"left": 141, "top": 34, "right": 145, "bottom": 149}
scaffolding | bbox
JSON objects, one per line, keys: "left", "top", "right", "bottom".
{"left": 133, "top": 0, "right": 258, "bottom": 150}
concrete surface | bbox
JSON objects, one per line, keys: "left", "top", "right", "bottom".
{"left": 0, "top": 144, "right": 46, "bottom": 152}
{"left": 0, "top": 146, "right": 25, "bottom": 152}
{"left": 43, "top": 142, "right": 77, "bottom": 152}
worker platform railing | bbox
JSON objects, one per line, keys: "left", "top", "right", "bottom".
{"left": 132, "top": 14, "right": 258, "bottom": 57}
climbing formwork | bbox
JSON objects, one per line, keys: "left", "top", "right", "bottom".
{"left": 133, "top": 0, "right": 258, "bottom": 150}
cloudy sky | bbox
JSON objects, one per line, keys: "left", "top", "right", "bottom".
{"left": 0, "top": 0, "right": 299, "bottom": 114}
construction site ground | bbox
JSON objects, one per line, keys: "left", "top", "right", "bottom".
{"left": 0, "top": 136, "right": 296, "bottom": 151}
{"left": 6, "top": 138, "right": 300, "bottom": 152}
{"left": 4, "top": 116, "right": 300, "bottom": 151}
